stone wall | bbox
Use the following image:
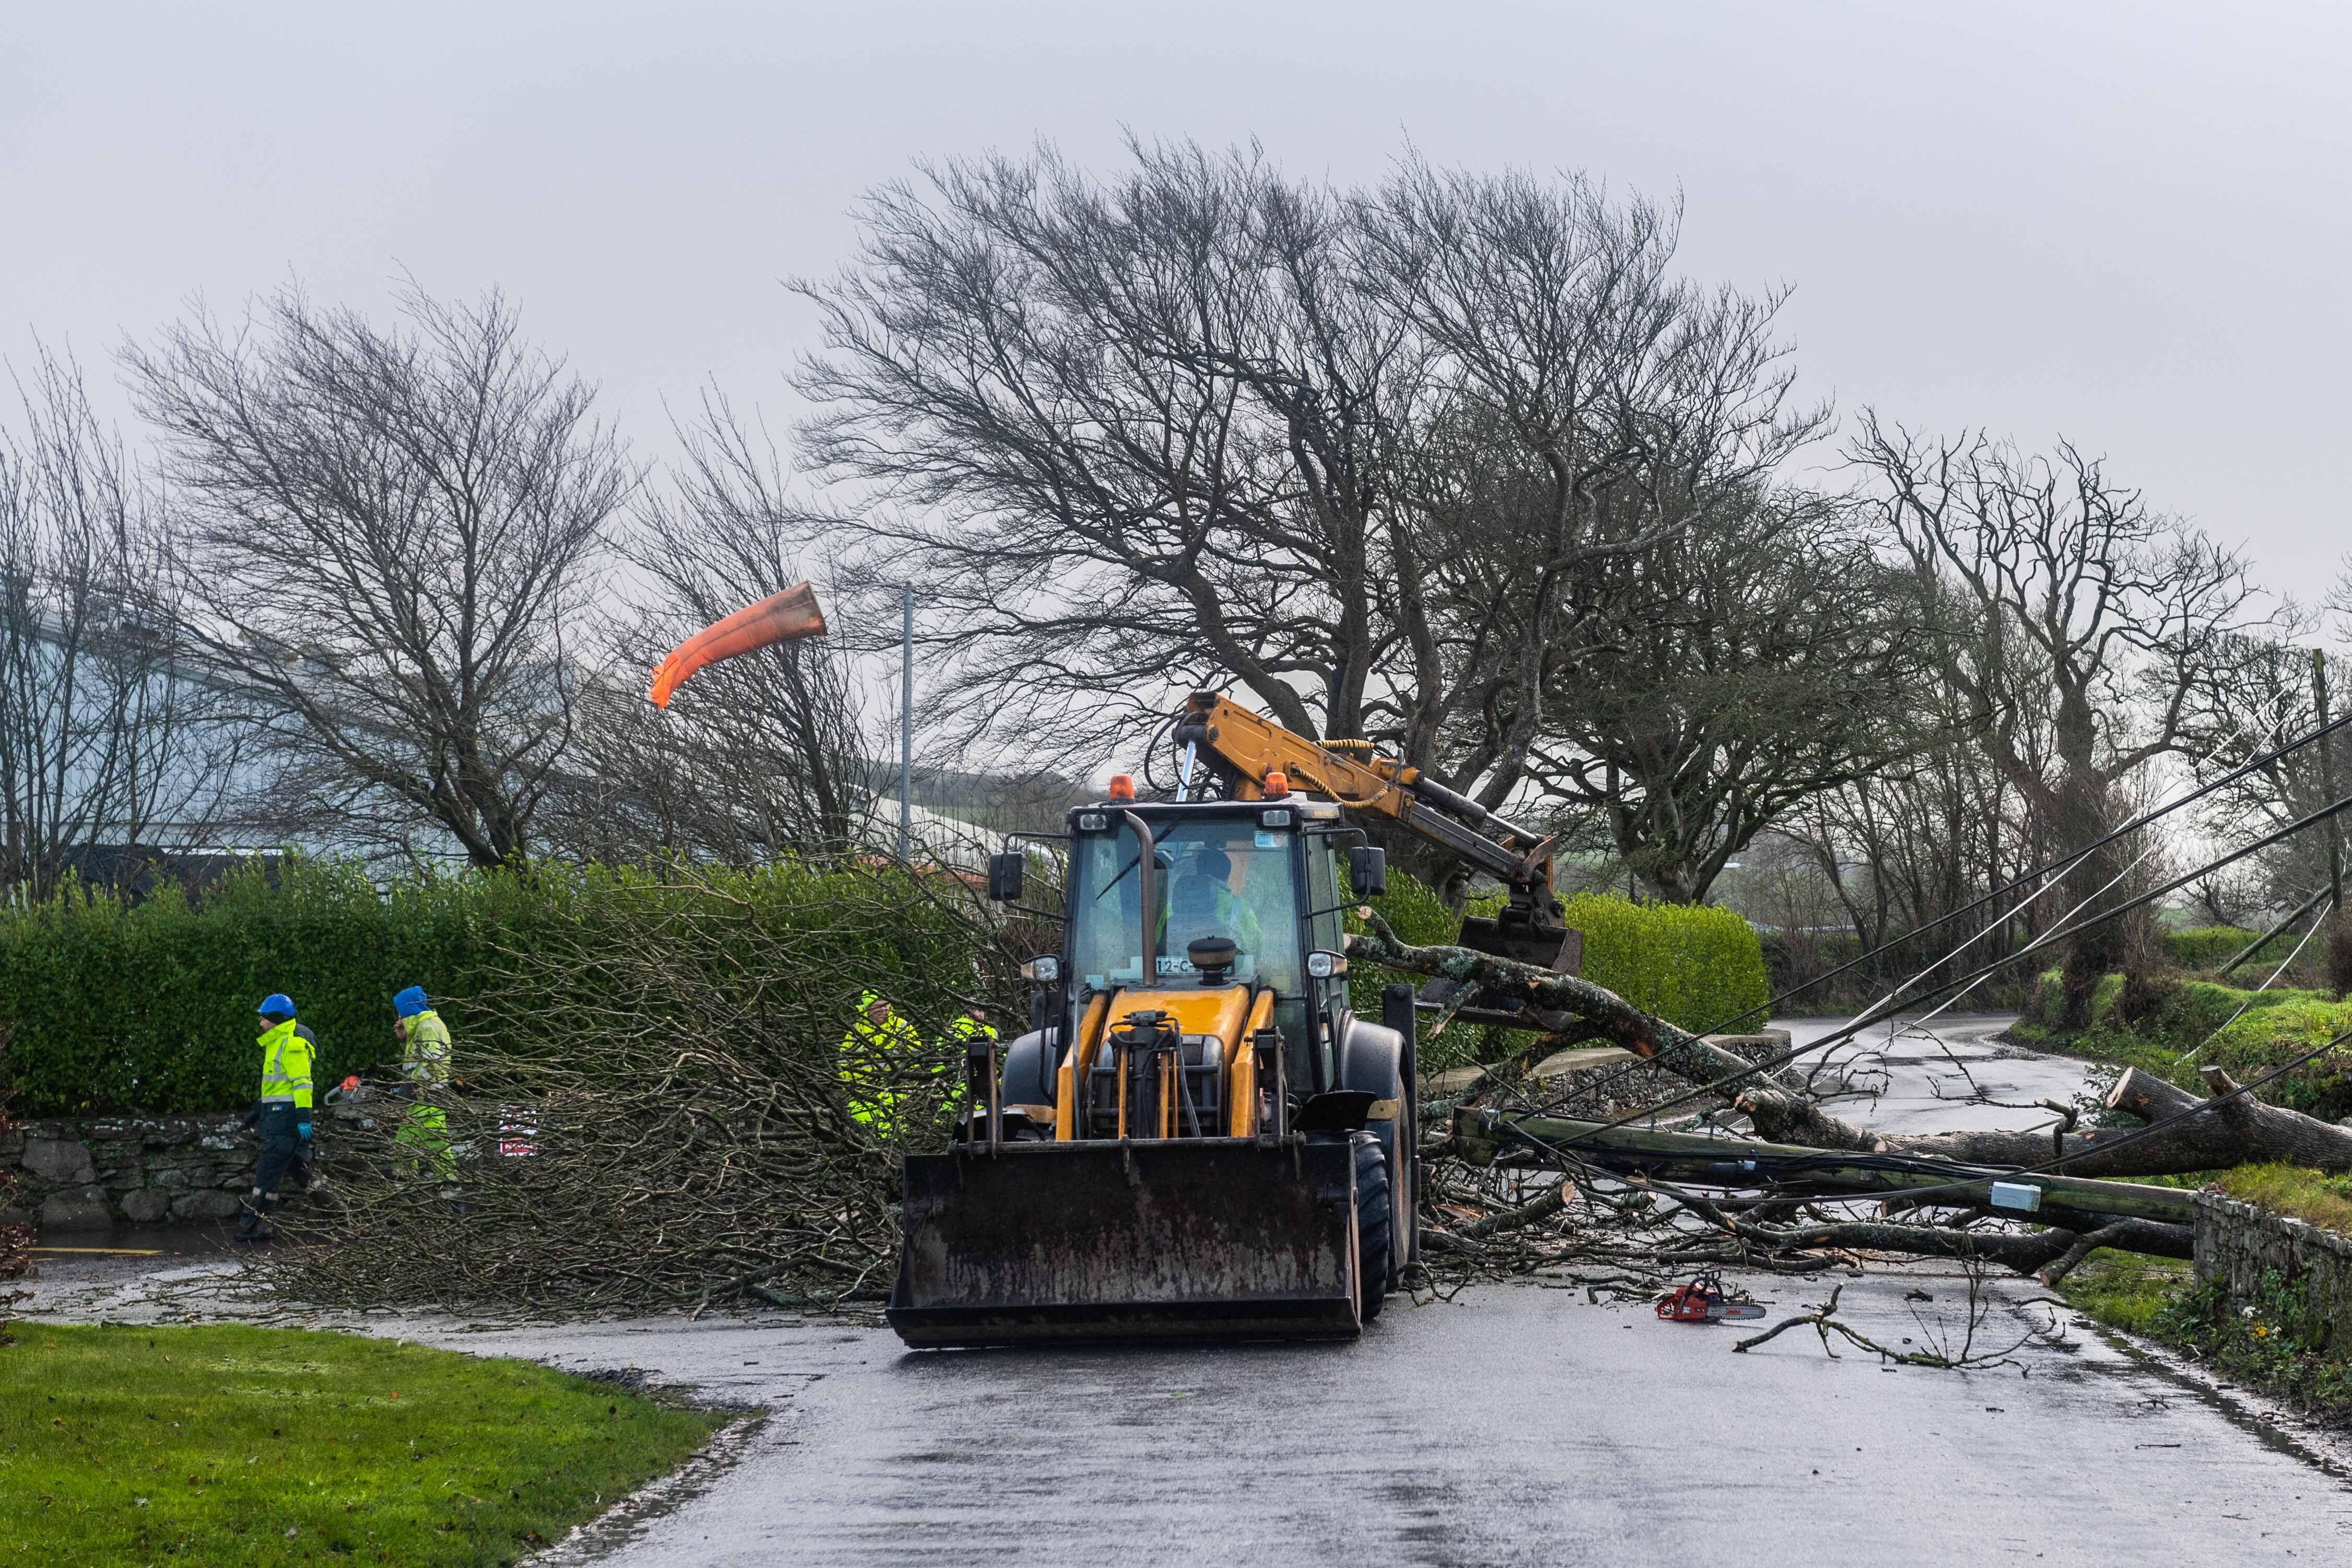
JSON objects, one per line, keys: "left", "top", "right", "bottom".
{"left": 2193, "top": 1191, "right": 2352, "bottom": 1355}
{"left": 1, "top": 1114, "right": 261, "bottom": 1231}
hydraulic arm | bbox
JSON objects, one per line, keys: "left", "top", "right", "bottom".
{"left": 1170, "top": 693, "right": 1576, "bottom": 973}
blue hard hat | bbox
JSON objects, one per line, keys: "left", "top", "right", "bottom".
{"left": 258, "top": 992, "right": 296, "bottom": 1017}
{"left": 393, "top": 986, "right": 428, "bottom": 1019}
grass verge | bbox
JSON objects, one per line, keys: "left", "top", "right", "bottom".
{"left": 2210, "top": 1164, "right": 2352, "bottom": 1235}
{"left": 2063, "top": 1238, "right": 2352, "bottom": 1427}
{"left": 2009, "top": 969, "right": 2352, "bottom": 1122}
{"left": 2059, "top": 1248, "right": 2194, "bottom": 1338}
{"left": 0, "top": 1320, "right": 729, "bottom": 1566}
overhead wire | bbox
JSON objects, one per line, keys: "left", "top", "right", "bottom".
{"left": 1604, "top": 701, "right": 2352, "bottom": 1044}
{"left": 1512, "top": 685, "right": 2321, "bottom": 1121}
{"left": 1402, "top": 682, "right": 2345, "bottom": 1260}
{"left": 1782, "top": 684, "right": 2310, "bottom": 1102}
{"left": 1485, "top": 782, "right": 2352, "bottom": 1160}
{"left": 2173, "top": 907, "right": 2331, "bottom": 1068}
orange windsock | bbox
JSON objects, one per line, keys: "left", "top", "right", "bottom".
{"left": 648, "top": 582, "right": 828, "bottom": 708}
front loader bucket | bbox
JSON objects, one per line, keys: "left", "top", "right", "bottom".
{"left": 886, "top": 1138, "right": 1360, "bottom": 1348}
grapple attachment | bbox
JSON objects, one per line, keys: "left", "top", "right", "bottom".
{"left": 1455, "top": 912, "right": 1583, "bottom": 974}
{"left": 886, "top": 1138, "right": 1361, "bottom": 1347}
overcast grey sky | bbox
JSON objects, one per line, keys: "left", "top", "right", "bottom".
{"left": 6, "top": 1, "right": 2348, "bottom": 597}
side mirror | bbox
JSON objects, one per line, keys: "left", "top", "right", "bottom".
{"left": 1347, "top": 845, "right": 1388, "bottom": 899}
{"left": 986, "top": 850, "right": 1025, "bottom": 904}
{"left": 1022, "top": 954, "right": 1061, "bottom": 985}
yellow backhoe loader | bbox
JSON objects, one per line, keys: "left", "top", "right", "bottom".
{"left": 886, "top": 693, "right": 1582, "bottom": 1347}
{"left": 647, "top": 596, "right": 1576, "bottom": 1342}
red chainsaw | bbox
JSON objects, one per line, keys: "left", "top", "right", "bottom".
{"left": 1656, "top": 1270, "right": 1767, "bottom": 1324}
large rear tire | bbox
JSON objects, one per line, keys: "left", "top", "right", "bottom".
{"left": 1351, "top": 1130, "right": 1393, "bottom": 1323}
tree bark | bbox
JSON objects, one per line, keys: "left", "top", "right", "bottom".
{"left": 2102, "top": 1065, "right": 2352, "bottom": 1173}
{"left": 1347, "top": 916, "right": 1769, "bottom": 1090}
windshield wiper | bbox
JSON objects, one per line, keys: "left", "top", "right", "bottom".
{"left": 1094, "top": 853, "right": 1143, "bottom": 904}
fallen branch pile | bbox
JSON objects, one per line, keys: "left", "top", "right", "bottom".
{"left": 274, "top": 865, "right": 1024, "bottom": 1314}
{"left": 1355, "top": 918, "right": 2352, "bottom": 1294}
{"left": 265, "top": 897, "right": 2343, "bottom": 1319}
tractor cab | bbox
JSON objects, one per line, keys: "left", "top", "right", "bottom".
{"left": 1048, "top": 792, "right": 1370, "bottom": 1131}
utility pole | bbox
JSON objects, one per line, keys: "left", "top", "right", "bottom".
{"left": 2320, "top": 648, "right": 2345, "bottom": 912}
{"left": 899, "top": 586, "right": 914, "bottom": 865}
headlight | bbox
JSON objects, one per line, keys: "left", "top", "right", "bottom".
{"left": 1259, "top": 808, "right": 1293, "bottom": 829}
{"left": 1075, "top": 811, "right": 1108, "bottom": 832}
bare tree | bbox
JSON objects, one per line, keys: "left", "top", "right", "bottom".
{"left": 0, "top": 346, "right": 237, "bottom": 900}
{"left": 1358, "top": 157, "right": 1828, "bottom": 818}
{"left": 792, "top": 139, "right": 1416, "bottom": 765}
{"left": 1506, "top": 489, "right": 1930, "bottom": 903}
{"left": 1851, "top": 417, "right": 2271, "bottom": 1024}
{"left": 793, "top": 139, "right": 1848, "bottom": 908}
{"left": 1759, "top": 581, "right": 2062, "bottom": 988}
{"left": 2177, "top": 627, "right": 2333, "bottom": 912}
{"left": 548, "top": 395, "right": 866, "bottom": 863}
{"left": 126, "top": 285, "right": 629, "bottom": 870}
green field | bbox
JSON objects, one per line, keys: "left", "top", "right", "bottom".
{"left": 0, "top": 1321, "right": 729, "bottom": 1566}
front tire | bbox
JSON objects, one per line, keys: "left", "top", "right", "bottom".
{"left": 1351, "top": 1130, "right": 1393, "bottom": 1323}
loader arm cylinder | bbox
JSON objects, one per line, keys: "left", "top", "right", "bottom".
{"left": 1174, "top": 692, "right": 1562, "bottom": 919}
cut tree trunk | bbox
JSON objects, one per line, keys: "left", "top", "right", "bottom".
{"left": 2101, "top": 1065, "right": 2352, "bottom": 1173}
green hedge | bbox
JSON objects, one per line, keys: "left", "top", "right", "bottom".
{"left": 1347, "top": 872, "right": 1770, "bottom": 1037}
{"left": 0, "top": 858, "right": 989, "bottom": 1118}
{"left": 5, "top": 855, "right": 1775, "bottom": 1116}
{"left": 1557, "top": 892, "right": 1772, "bottom": 1034}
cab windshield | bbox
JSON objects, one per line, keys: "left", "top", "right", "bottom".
{"left": 1068, "top": 818, "right": 1303, "bottom": 996}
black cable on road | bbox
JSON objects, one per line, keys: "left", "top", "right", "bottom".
{"left": 1502, "top": 1020, "right": 2352, "bottom": 1216}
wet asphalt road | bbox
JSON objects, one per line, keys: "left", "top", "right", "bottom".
{"left": 1783, "top": 1011, "right": 2104, "bottom": 1138}
{"left": 420, "top": 1258, "right": 2351, "bottom": 1566}
{"left": 421, "top": 1014, "right": 2351, "bottom": 1564}
{"left": 24, "top": 1016, "right": 2352, "bottom": 1563}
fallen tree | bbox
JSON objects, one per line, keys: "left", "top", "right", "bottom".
{"left": 261, "top": 904, "right": 2339, "bottom": 1318}
{"left": 1351, "top": 916, "right": 2352, "bottom": 1178}
{"left": 1352, "top": 918, "right": 2351, "bottom": 1286}
{"left": 1450, "top": 1108, "right": 2201, "bottom": 1225}
{"left": 273, "top": 863, "right": 1026, "bottom": 1314}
